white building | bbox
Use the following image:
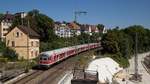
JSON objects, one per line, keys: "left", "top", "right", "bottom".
{"left": 54, "top": 22, "right": 81, "bottom": 37}
{"left": 102, "top": 27, "right": 107, "bottom": 34}
{"left": 0, "top": 12, "right": 14, "bottom": 41}
{"left": 0, "top": 12, "right": 28, "bottom": 41}
{"left": 81, "top": 24, "right": 99, "bottom": 35}
{"left": 55, "top": 23, "right": 72, "bottom": 37}
{"left": 54, "top": 22, "right": 107, "bottom": 38}
{"left": 68, "top": 22, "right": 81, "bottom": 36}
{"left": 15, "top": 12, "right": 27, "bottom": 18}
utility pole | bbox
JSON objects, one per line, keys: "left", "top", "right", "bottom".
{"left": 25, "top": 16, "right": 30, "bottom": 73}
{"left": 21, "top": 12, "right": 29, "bottom": 72}
{"left": 73, "top": 11, "right": 87, "bottom": 68}
{"left": 130, "top": 32, "right": 142, "bottom": 82}
{"left": 135, "top": 33, "right": 138, "bottom": 79}
{"left": 125, "top": 39, "right": 128, "bottom": 84}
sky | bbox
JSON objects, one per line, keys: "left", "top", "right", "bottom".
{"left": 0, "top": 0, "right": 150, "bottom": 28}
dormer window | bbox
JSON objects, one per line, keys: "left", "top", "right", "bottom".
{"left": 16, "top": 32, "right": 19, "bottom": 37}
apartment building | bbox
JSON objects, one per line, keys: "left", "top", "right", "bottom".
{"left": 0, "top": 12, "right": 14, "bottom": 41}
{"left": 55, "top": 23, "right": 72, "bottom": 37}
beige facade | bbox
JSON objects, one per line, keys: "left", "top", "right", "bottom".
{"left": 5, "top": 26, "right": 40, "bottom": 59}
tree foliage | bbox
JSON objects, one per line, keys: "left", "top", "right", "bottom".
{"left": 97, "top": 24, "right": 104, "bottom": 31}
{"left": 11, "top": 9, "right": 56, "bottom": 42}
{"left": 0, "top": 41, "right": 6, "bottom": 52}
{"left": 0, "top": 13, "right": 4, "bottom": 20}
{"left": 27, "top": 10, "right": 56, "bottom": 42}
{"left": 101, "top": 25, "right": 150, "bottom": 68}
{"left": 2, "top": 47, "right": 18, "bottom": 61}
{"left": 97, "top": 24, "right": 104, "bottom": 36}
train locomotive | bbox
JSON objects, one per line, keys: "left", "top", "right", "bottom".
{"left": 38, "top": 43, "right": 100, "bottom": 68}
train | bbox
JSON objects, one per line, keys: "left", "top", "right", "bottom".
{"left": 38, "top": 43, "right": 100, "bottom": 68}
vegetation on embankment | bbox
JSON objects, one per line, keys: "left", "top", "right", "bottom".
{"left": 70, "top": 49, "right": 97, "bottom": 68}
{"left": 101, "top": 25, "right": 150, "bottom": 68}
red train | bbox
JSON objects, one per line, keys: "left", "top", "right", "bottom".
{"left": 38, "top": 43, "right": 100, "bottom": 68}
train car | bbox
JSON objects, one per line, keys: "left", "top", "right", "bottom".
{"left": 38, "top": 43, "right": 100, "bottom": 68}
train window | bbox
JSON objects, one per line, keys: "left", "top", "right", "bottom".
{"left": 48, "top": 57, "right": 51, "bottom": 60}
{"left": 43, "top": 58, "right": 47, "bottom": 60}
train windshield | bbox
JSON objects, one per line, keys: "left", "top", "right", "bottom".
{"left": 39, "top": 54, "right": 48, "bottom": 60}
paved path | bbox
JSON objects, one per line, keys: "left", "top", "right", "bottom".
{"left": 127, "top": 52, "right": 150, "bottom": 84}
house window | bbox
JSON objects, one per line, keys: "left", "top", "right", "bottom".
{"left": 16, "top": 32, "right": 19, "bottom": 37}
{"left": 7, "top": 40, "right": 10, "bottom": 46}
{"left": 3, "top": 28, "right": 7, "bottom": 31}
{"left": 31, "top": 41, "right": 34, "bottom": 46}
{"left": 20, "top": 33, "right": 23, "bottom": 36}
{"left": 35, "top": 51, "right": 38, "bottom": 57}
{"left": 12, "top": 41, "right": 15, "bottom": 47}
{"left": 36, "top": 41, "right": 39, "bottom": 47}
{"left": 3, "top": 22, "right": 6, "bottom": 26}
{"left": 31, "top": 51, "right": 33, "bottom": 57}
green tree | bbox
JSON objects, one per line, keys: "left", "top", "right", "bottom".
{"left": 0, "top": 41, "right": 6, "bottom": 52}
{"left": 97, "top": 24, "right": 104, "bottom": 31}
{"left": 0, "top": 13, "right": 4, "bottom": 20}
{"left": 101, "top": 30, "right": 120, "bottom": 54}
{"left": 77, "top": 32, "right": 90, "bottom": 44}
{"left": 101, "top": 28, "right": 130, "bottom": 67}
{"left": 3, "top": 47, "right": 18, "bottom": 61}
{"left": 11, "top": 9, "right": 56, "bottom": 42}
{"left": 27, "top": 9, "right": 56, "bottom": 42}
{"left": 123, "top": 25, "right": 148, "bottom": 53}
{"left": 101, "top": 25, "right": 150, "bottom": 68}
{"left": 97, "top": 24, "right": 104, "bottom": 36}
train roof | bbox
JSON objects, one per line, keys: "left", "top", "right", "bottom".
{"left": 40, "top": 43, "right": 99, "bottom": 57}
{"left": 40, "top": 46, "right": 76, "bottom": 56}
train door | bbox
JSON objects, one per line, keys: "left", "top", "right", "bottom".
{"left": 48, "top": 56, "right": 52, "bottom": 64}
{"left": 53, "top": 55, "right": 58, "bottom": 63}
{"left": 59, "top": 53, "right": 64, "bottom": 60}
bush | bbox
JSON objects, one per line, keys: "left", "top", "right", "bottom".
{"left": 0, "top": 41, "right": 6, "bottom": 52}
{"left": 2, "top": 47, "right": 18, "bottom": 61}
{"left": 106, "top": 53, "right": 129, "bottom": 68}
{"left": 0, "top": 57, "right": 8, "bottom": 63}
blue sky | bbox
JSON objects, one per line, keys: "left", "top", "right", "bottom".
{"left": 0, "top": 0, "right": 150, "bottom": 28}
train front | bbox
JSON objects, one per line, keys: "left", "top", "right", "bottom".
{"left": 38, "top": 53, "right": 50, "bottom": 69}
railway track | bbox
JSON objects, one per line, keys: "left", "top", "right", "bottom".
{"left": 38, "top": 61, "right": 74, "bottom": 84}
{"left": 12, "top": 70, "right": 44, "bottom": 84}
{"left": 12, "top": 49, "right": 97, "bottom": 84}
{"left": 12, "top": 58, "right": 74, "bottom": 84}
{"left": 26, "top": 58, "right": 74, "bottom": 84}
{"left": 0, "top": 69, "right": 24, "bottom": 83}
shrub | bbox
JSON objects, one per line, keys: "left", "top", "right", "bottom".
{"left": 2, "top": 47, "right": 18, "bottom": 61}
